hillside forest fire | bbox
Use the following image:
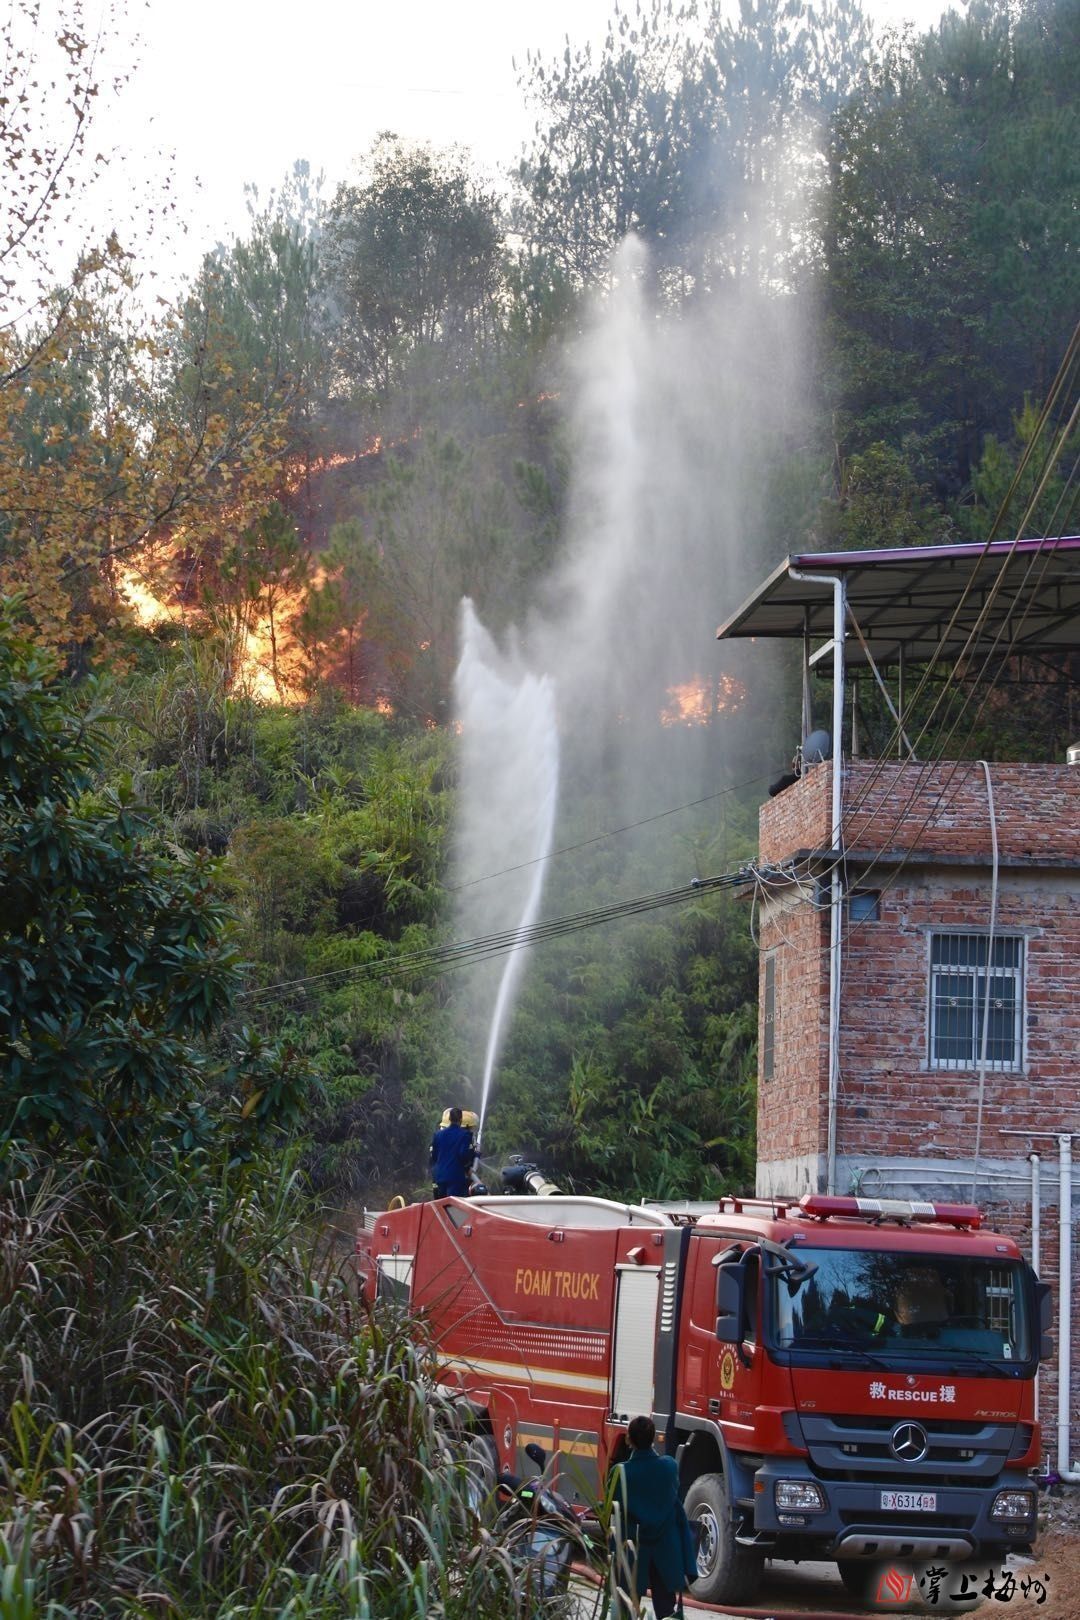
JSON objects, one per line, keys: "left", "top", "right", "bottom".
{"left": 113, "top": 428, "right": 747, "bottom": 728}
{"left": 116, "top": 547, "right": 322, "bottom": 704}
{"left": 114, "top": 442, "right": 386, "bottom": 704}
{"left": 660, "top": 673, "right": 746, "bottom": 726}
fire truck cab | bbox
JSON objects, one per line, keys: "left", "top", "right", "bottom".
{"left": 357, "top": 1190, "right": 1050, "bottom": 1607}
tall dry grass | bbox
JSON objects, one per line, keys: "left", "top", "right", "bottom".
{"left": 0, "top": 1144, "right": 582, "bottom": 1618}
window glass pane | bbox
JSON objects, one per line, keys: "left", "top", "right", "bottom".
{"left": 932, "top": 971, "right": 974, "bottom": 1063}
{"left": 931, "top": 934, "right": 1021, "bottom": 969}
{"left": 770, "top": 1249, "right": 1031, "bottom": 1364}
{"left": 980, "top": 974, "right": 1017, "bottom": 1065}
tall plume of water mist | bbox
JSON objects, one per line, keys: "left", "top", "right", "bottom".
{"left": 452, "top": 600, "right": 559, "bottom": 1145}
{"left": 453, "top": 235, "right": 808, "bottom": 1141}
{"left": 532, "top": 235, "right": 808, "bottom": 818}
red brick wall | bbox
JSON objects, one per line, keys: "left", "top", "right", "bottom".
{"left": 842, "top": 760, "right": 1080, "bottom": 860}
{"left": 838, "top": 878, "right": 1078, "bottom": 1164}
{"left": 760, "top": 761, "right": 833, "bottom": 863}
{"left": 755, "top": 758, "right": 1080, "bottom": 1462}
{"left": 761, "top": 760, "right": 1080, "bottom": 866}
{"left": 757, "top": 894, "right": 829, "bottom": 1169}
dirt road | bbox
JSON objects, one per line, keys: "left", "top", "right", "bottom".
{"left": 570, "top": 1538, "right": 1074, "bottom": 1618}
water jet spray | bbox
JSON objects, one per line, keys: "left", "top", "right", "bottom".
{"left": 453, "top": 601, "right": 559, "bottom": 1150}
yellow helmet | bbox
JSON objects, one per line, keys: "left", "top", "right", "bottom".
{"left": 439, "top": 1107, "right": 479, "bottom": 1132}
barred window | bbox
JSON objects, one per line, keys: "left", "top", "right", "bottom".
{"left": 928, "top": 934, "right": 1023, "bottom": 1071}
{"left": 762, "top": 952, "right": 776, "bottom": 1082}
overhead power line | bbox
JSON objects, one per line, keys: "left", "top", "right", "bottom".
{"left": 241, "top": 861, "right": 772, "bottom": 1006}
{"left": 447, "top": 771, "right": 771, "bottom": 893}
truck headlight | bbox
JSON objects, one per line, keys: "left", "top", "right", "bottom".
{"left": 775, "top": 1480, "right": 826, "bottom": 1512}
{"left": 991, "top": 1490, "right": 1036, "bottom": 1521}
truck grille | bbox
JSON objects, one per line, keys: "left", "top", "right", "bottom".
{"left": 799, "top": 1414, "right": 1016, "bottom": 1484}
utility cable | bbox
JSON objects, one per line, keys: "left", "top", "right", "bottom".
{"left": 241, "top": 862, "right": 768, "bottom": 1004}
{"left": 806, "top": 382, "right": 1080, "bottom": 913}
{"left": 822, "top": 486, "right": 1079, "bottom": 917}
{"left": 971, "top": 761, "right": 999, "bottom": 1196}
{"left": 821, "top": 323, "right": 1080, "bottom": 853}
{"left": 447, "top": 771, "right": 771, "bottom": 893}
{"left": 762, "top": 420, "right": 1078, "bottom": 967}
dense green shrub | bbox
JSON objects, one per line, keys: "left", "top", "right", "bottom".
{"left": 0, "top": 601, "right": 312, "bottom": 1154}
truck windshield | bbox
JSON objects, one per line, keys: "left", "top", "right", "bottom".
{"left": 771, "top": 1249, "right": 1030, "bottom": 1364}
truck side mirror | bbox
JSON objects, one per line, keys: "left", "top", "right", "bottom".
{"left": 715, "top": 1263, "right": 745, "bottom": 1343}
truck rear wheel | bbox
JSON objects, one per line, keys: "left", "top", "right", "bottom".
{"left": 684, "top": 1471, "right": 763, "bottom": 1607}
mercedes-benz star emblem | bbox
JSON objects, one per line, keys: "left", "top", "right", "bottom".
{"left": 890, "top": 1421, "right": 929, "bottom": 1463}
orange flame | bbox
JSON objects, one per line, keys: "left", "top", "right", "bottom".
{"left": 117, "top": 561, "right": 180, "bottom": 627}
{"left": 115, "top": 554, "right": 326, "bottom": 704}
{"left": 516, "top": 390, "right": 561, "bottom": 409}
{"left": 660, "top": 674, "right": 747, "bottom": 727}
{"left": 113, "top": 429, "right": 434, "bottom": 707}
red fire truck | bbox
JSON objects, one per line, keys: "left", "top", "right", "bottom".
{"left": 356, "top": 1185, "right": 1050, "bottom": 1606}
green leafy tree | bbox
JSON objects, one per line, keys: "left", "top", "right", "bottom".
{"left": 818, "top": 442, "right": 947, "bottom": 550}
{"left": 301, "top": 518, "right": 387, "bottom": 702}
{"left": 819, "top": 0, "right": 1079, "bottom": 493}
{"left": 516, "top": 0, "right": 704, "bottom": 288}
{"left": 961, "top": 398, "right": 1080, "bottom": 541}
{"left": 176, "top": 162, "right": 330, "bottom": 450}
{"left": 356, "top": 433, "right": 529, "bottom": 719}
{"left": 0, "top": 600, "right": 310, "bottom": 1147}
{"left": 323, "top": 137, "right": 504, "bottom": 398}
{"left": 517, "top": 0, "right": 873, "bottom": 293}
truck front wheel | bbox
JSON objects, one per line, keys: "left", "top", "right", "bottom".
{"left": 836, "top": 1561, "right": 872, "bottom": 1604}
{"left": 684, "top": 1472, "right": 763, "bottom": 1607}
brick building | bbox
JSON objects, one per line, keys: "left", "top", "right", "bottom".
{"left": 716, "top": 537, "right": 1080, "bottom": 1473}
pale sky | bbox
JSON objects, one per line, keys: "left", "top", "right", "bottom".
{"left": 86, "top": 0, "right": 955, "bottom": 284}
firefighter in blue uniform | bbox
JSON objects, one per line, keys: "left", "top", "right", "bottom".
{"left": 429, "top": 1106, "right": 476, "bottom": 1198}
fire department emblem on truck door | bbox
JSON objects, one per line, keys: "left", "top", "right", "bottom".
{"left": 719, "top": 1349, "right": 736, "bottom": 1391}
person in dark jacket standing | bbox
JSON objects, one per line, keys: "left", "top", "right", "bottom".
{"left": 613, "top": 1415, "right": 697, "bottom": 1618}
{"left": 429, "top": 1106, "right": 475, "bottom": 1198}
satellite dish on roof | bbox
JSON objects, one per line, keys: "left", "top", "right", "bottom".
{"left": 802, "top": 730, "right": 831, "bottom": 765}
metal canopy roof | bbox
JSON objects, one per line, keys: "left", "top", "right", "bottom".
{"left": 716, "top": 536, "right": 1080, "bottom": 667}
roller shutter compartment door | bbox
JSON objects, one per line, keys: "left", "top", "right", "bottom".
{"left": 610, "top": 1266, "right": 661, "bottom": 1424}
{"left": 376, "top": 1254, "right": 414, "bottom": 1302}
